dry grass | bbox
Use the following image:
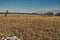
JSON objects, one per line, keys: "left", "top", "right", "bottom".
{"left": 0, "top": 14, "right": 60, "bottom": 40}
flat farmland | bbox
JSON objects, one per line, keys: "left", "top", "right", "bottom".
{"left": 0, "top": 14, "right": 60, "bottom": 40}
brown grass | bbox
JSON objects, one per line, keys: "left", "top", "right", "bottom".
{"left": 0, "top": 14, "right": 60, "bottom": 40}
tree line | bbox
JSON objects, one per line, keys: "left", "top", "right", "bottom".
{"left": 32, "top": 12, "right": 60, "bottom": 16}
{"left": 0, "top": 10, "right": 60, "bottom": 16}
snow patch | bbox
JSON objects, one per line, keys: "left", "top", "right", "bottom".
{"left": 1, "top": 36, "right": 21, "bottom": 40}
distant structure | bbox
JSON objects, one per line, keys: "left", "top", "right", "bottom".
{"left": 5, "top": 10, "right": 8, "bottom": 17}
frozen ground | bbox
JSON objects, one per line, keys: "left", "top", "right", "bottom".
{"left": 0, "top": 33, "right": 20, "bottom": 40}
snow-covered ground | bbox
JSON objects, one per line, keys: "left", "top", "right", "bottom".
{"left": 2, "top": 36, "right": 21, "bottom": 40}
{"left": 0, "top": 33, "right": 21, "bottom": 40}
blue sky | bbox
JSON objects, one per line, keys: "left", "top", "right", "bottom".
{"left": 0, "top": 0, "right": 60, "bottom": 13}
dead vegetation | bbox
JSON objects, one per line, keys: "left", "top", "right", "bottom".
{"left": 0, "top": 14, "right": 60, "bottom": 40}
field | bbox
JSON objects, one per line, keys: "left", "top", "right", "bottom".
{"left": 0, "top": 14, "right": 60, "bottom": 40}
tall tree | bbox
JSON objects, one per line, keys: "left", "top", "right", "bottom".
{"left": 5, "top": 10, "right": 8, "bottom": 17}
